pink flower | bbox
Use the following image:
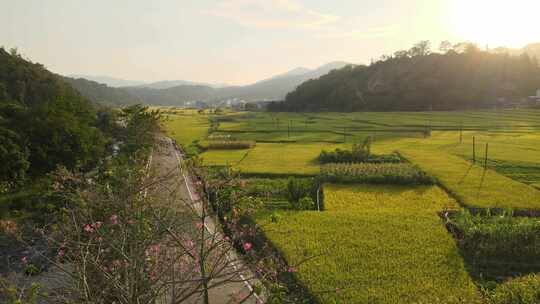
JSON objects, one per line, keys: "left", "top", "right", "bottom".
{"left": 242, "top": 242, "right": 252, "bottom": 251}
{"left": 224, "top": 236, "right": 231, "bottom": 241}
{"left": 21, "top": 256, "right": 28, "bottom": 264}
{"left": 93, "top": 221, "right": 103, "bottom": 229}
{"left": 57, "top": 249, "right": 65, "bottom": 258}
{"left": 83, "top": 224, "right": 94, "bottom": 233}
{"left": 196, "top": 222, "right": 204, "bottom": 230}
{"left": 97, "top": 237, "right": 104, "bottom": 242}
{"left": 150, "top": 244, "right": 161, "bottom": 253}
{"left": 287, "top": 267, "right": 297, "bottom": 273}
{"left": 110, "top": 214, "right": 119, "bottom": 225}
{"left": 127, "top": 219, "right": 135, "bottom": 225}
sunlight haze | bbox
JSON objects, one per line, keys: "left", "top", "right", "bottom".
{"left": 1, "top": 0, "right": 537, "bottom": 85}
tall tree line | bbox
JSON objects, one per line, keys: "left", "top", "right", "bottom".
{"left": 269, "top": 41, "right": 540, "bottom": 112}
{"left": 0, "top": 48, "right": 110, "bottom": 190}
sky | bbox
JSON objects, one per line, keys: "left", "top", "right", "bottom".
{"left": 1, "top": 0, "right": 539, "bottom": 85}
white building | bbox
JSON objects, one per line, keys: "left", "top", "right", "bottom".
{"left": 529, "top": 89, "right": 540, "bottom": 104}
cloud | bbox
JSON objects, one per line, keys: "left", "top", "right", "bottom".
{"left": 204, "top": 0, "right": 339, "bottom": 30}
{"left": 314, "top": 24, "right": 400, "bottom": 40}
{"left": 205, "top": 1, "right": 397, "bottom": 41}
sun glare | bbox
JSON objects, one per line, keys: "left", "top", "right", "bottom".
{"left": 450, "top": 0, "right": 540, "bottom": 48}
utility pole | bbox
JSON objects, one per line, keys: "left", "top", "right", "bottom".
{"left": 459, "top": 122, "right": 463, "bottom": 144}
{"left": 288, "top": 120, "right": 290, "bottom": 138}
{"left": 472, "top": 136, "right": 476, "bottom": 164}
{"left": 484, "top": 143, "right": 489, "bottom": 168}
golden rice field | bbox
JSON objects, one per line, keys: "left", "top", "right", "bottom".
{"left": 255, "top": 184, "right": 481, "bottom": 303}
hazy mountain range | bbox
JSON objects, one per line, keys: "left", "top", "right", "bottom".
{"left": 65, "top": 61, "right": 350, "bottom": 105}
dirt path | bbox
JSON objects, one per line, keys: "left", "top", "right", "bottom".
{"left": 150, "top": 135, "right": 263, "bottom": 304}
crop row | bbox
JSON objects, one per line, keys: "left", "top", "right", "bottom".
{"left": 207, "top": 140, "right": 256, "bottom": 150}
{"left": 320, "top": 163, "right": 434, "bottom": 185}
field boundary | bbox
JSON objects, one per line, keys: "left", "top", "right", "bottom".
{"left": 397, "top": 151, "right": 540, "bottom": 217}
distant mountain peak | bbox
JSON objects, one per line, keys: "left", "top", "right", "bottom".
{"left": 285, "top": 67, "right": 312, "bottom": 76}
{"left": 68, "top": 75, "right": 146, "bottom": 88}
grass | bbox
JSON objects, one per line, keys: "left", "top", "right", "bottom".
{"left": 399, "top": 148, "right": 540, "bottom": 210}
{"left": 161, "top": 112, "right": 209, "bottom": 147}
{"left": 366, "top": 131, "right": 540, "bottom": 210}
{"left": 255, "top": 184, "right": 482, "bottom": 304}
{"left": 202, "top": 143, "right": 346, "bottom": 176}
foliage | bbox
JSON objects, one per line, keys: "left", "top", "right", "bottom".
{"left": 448, "top": 210, "right": 540, "bottom": 269}
{"left": 63, "top": 76, "right": 140, "bottom": 106}
{"left": 485, "top": 274, "right": 540, "bottom": 304}
{"left": 0, "top": 47, "right": 108, "bottom": 178}
{"left": 286, "top": 177, "right": 318, "bottom": 205}
{"left": 269, "top": 41, "right": 540, "bottom": 112}
{"left": 319, "top": 138, "right": 371, "bottom": 163}
{"left": 0, "top": 278, "right": 46, "bottom": 304}
{"left": 243, "top": 178, "right": 290, "bottom": 199}
{"left": 296, "top": 196, "right": 316, "bottom": 210}
{"left": 0, "top": 125, "right": 29, "bottom": 185}
{"left": 118, "top": 104, "right": 161, "bottom": 155}
{"left": 320, "top": 163, "right": 434, "bottom": 185}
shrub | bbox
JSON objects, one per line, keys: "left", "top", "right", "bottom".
{"left": 319, "top": 138, "right": 372, "bottom": 163}
{"left": 320, "top": 163, "right": 434, "bottom": 185}
{"left": 286, "top": 177, "right": 318, "bottom": 204}
{"left": 449, "top": 210, "right": 540, "bottom": 263}
{"left": 486, "top": 274, "right": 540, "bottom": 304}
{"left": 295, "top": 196, "right": 316, "bottom": 210}
{"left": 208, "top": 140, "right": 255, "bottom": 150}
{"left": 243, "top": 178, "right": 289, "bottom": 199}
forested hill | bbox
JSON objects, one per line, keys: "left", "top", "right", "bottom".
{"left": 0, "top": 47, "right": 108, "bottom": 183}
{"left": 269, "top": 42, "right": 540, "bottom": 112}
{"left": 64, "top": 76, "right": 141, "bottom": 106}
{"left": 66, "top": 62, "right": 350, "bottom": 106}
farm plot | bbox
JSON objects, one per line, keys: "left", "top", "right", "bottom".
{"left": 202, "top": 143, "right": 346, "bottom": 176}
{"left": 162, "top": 113, "right": 209, "bottom": 146}
{"left": 369, "top": 132, "right": 540, "bottom": 210}
{"left": 445, "top": 132, "right": 540, "bottom": 186}
{"left": 255, "top": 184, "right": 482, "bottom": 304}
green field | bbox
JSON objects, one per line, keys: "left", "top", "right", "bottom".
{"left": 163, "top": 109, "right": 540, "bottom": 302}
{"left": 162, "top": 111, "right": 210, "bottom": 147}
{"left": 255, "top": 184, "right": 481, "bottom": 303}
{"left": 164, "top": 109, "right": 540, "bottom": 209}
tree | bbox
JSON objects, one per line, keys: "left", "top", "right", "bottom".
{"left": 394, "top": 50, "right": 409, "bottom": 59}
{"left": 0, "top": 127, "right": 29, "bottom": 185}
{"left": 409, "top": 40, "right": 431, "bottom": 57}
{"left": 0, "top": 47, "right": 108, "bottom": 177}
{"left": 439, "top": 40, "right": 453, "bottom": 53}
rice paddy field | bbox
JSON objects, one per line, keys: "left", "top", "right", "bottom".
{"left": 163, "top": 108, "right": 540, "bottom": 303}
{"left": 255, "top": 184, "right": 482, "bottom": 303}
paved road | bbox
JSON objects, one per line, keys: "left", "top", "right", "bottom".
{"left": 150, "top": 135, "right": 263, "bottom": 304}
